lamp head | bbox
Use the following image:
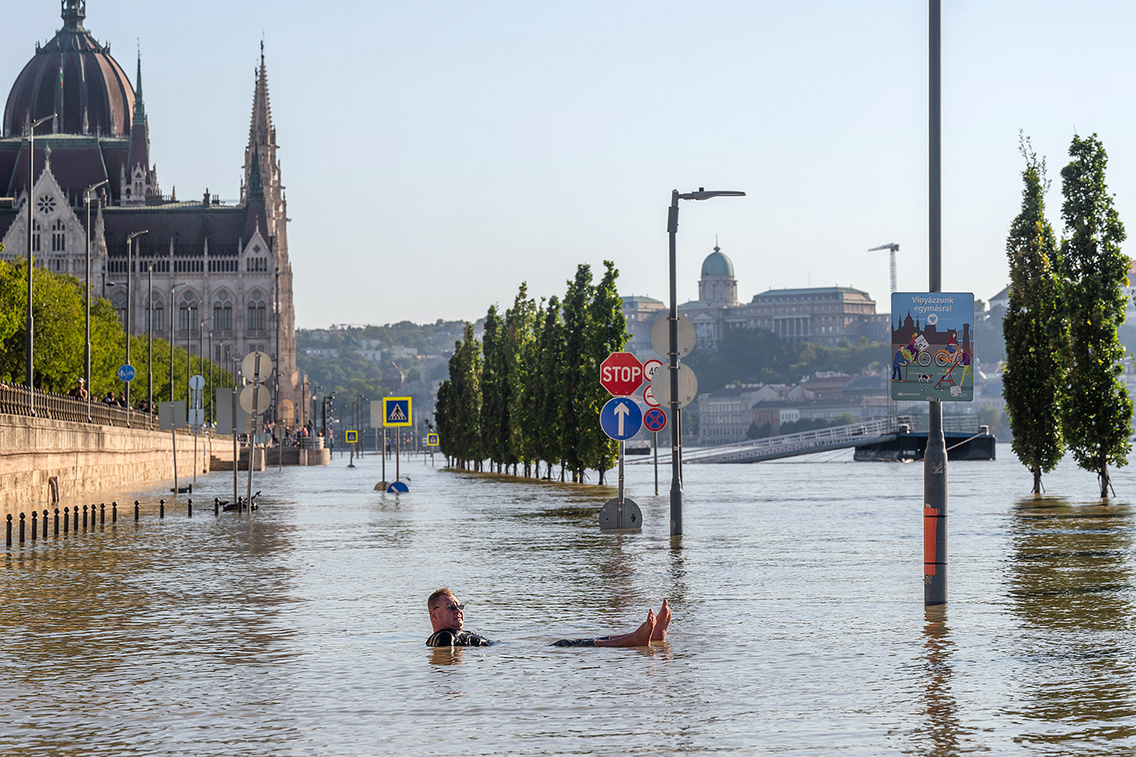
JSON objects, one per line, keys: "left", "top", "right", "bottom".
{"left": 678, "top": 187, "right": 746, "bottom": 201}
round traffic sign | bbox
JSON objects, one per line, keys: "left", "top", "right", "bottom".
{"left": 241, "top": 351, "right": 274, "bottom": 383}
{"left": 650, "top": 313, "right": 697, "bottom": 358}
{"left": 117, "top": 364, "right": 135, "bottom": 382}
{"left": 239, "top": 384, "right": 272, "bottom": 415}
{"left": 189, "top": 374, "right": 205, "bottom": 391}
{"left": 643, "top": 407, "right": 667, "bottom": 432}
{"left": 599, "top": 352, "right": 644, "bottom": 397}
{"left": 649, "top": 363, "right": 699, "bottom": 408}
{"left": 599, "top": 497, "right": 643, "bottom": 531}
{"left": 599, "top": 397, "right": 642, "bottom": 441}
{"left": 642, "top": 358, "right": 663, "bottom": 381}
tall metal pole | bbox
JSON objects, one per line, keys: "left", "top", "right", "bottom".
{"left": 666, "top": 191, "right": 683, "bottom": 536}
{"left": 169, "top": 283, "right": 179, "bottom": 403}
{"left": 26, "top": 113, "right": 54, "bottom": 415}
{"left": 148, "top": 264, "right": 153, "bottom": 429}
{"left": 124, "top": 231, "right": 147, "bottom": 420}
{"left": 84, "top": 180, "right": 107, "bottom": 422}
{"left": 924, "top": 0, "right": 948, "bottom": 606}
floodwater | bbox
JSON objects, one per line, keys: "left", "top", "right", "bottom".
{"left": 2, "top": 444, "right": 1136, "bottom": 755}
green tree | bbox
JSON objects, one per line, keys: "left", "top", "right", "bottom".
{"left": 581, "top": 260, "right": 628, "bottom": 482}
{"left": 505, "top": 284, "right": 538, "bottom": 476}
{"left": 560, "top": 264, "right": 594, "bottom": 481}
{"left": 1003, "top": 138, "right": 1067, "bottom": 494}
{"left": 1060, "top": 134, "right": 1132, "bottom": 498}
{"left": 480, "top": 305, "right": 508, "bottom": 472}
{"left": 534, "top": 296, "right": 565, "bottom": 479}
{"left": 447, "top": 323, "right": 483, "bottom": 469}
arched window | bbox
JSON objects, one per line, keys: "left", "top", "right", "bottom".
{"left": 150, "top": 292, "right": 164, "bottom": 332}
{"left": 248, "top": 290, "right": 266, "bottom": 331}
{"left": 179, "top": 291, "right": 198, "bottom": 332}
{"left": 113, "top": 291, "right": 127, "bottom": 329}
{"left": 213, "top": 290, "right": 233, "bottom": 331}
{"left": 31, "top": 220, "right": 40, "bottom": 253}
{"left": 51, "top": 219, "right": 66, "bottom": 252}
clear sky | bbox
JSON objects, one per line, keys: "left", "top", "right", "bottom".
{"left": 6, "top": 1, "right": 1136, "bottom": 329}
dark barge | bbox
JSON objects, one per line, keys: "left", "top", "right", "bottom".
{"left": 854, "top": 426, "right": 996, "bottom": 462}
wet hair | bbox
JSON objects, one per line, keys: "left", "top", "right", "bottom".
{"left": 427, "top": 587, "right": 455, "bottom": 611}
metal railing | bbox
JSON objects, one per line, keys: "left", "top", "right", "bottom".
{"left": 0, "top": 384, "right": 152, "bottom": 428}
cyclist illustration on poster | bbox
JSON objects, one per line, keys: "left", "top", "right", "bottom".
{"left": 890, "top": 292, "right": 974, "bottom": 402}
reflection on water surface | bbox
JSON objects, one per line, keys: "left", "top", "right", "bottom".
{"left": 1, "top": 447, "right": 1136, "bottom": 754}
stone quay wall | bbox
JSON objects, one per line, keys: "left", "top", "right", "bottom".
{"left": 0, "top": 413, "right": 235, "bottom": 518}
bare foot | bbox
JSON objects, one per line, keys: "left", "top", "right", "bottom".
{"left": 596, "top": 608, "right": 655, "bottom": 647}
{"left": 651, "top": 599, "right": 671, "bottom": 641}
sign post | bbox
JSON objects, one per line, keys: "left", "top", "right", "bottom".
{"left": 383, "top": 397, "right": 412, "bottom": 492}
{"left": 240, "top": 351, "right": 273, "bottom": 513}
{"left": 643, "top": 407, "right": 667, "bottom": 496}
{"left": 598, "top": 395, "right": 643, "bottom": 531}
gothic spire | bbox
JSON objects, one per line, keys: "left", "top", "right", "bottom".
{"left": 133, "top": 48, "right": 145, "bottom": 122}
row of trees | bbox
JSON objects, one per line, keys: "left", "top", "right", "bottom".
{"left": 434, "top": 261, "right": 628, "bottom": 483}
{"left": 1003, "top": 134, "right": 1132, "bottom": 497}
{"left": 0, "top": 256, "right": 230, "bottom": 403}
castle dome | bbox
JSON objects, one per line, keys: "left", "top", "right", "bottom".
{"left": 3, "top": 1, "right": 135, "bottom": 138}
{"left": 701, "top": 245, "right": 735, "bottom": 278}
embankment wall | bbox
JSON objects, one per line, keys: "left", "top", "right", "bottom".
{"left": 0, "top": 414, "right": 235, "bottom": 517}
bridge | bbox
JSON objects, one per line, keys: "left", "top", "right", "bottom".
{"left": 629, "top": 415, "right": 983, "bottom": 465}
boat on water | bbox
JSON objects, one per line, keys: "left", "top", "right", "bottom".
{"left": 853, "top": 425, "right": 996, "bottom": 462}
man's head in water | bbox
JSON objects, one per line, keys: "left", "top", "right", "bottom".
{"left": 428, "top": 587, "right": 465, "bottom": 632}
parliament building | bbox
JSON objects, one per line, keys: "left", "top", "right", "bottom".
{"left": 0, "top": 1, "right": 300, "bottom": 425}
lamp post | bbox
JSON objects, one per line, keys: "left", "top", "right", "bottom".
{"left": 666, "top": 187, "right": 745, "bottom": 536}
{"left": 147, "top": 263, "right": 154, "bottom": 429}
{"left": 84, "top": 178, "right": 108, "bottom": 422}
{"left": 169, "top": 282, "right": 180, "bottom": 403}
{"left": 25, "top": 112, "right": 56, "bottom": 416}
{"left": 124, "top": 230, "right": 148, "bottom": 420}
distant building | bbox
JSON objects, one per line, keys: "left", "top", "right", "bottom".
{"left": 676, "top": 243, "right": 887, "bottom": 349}
{"left": 620, "top": 295, "right": 666, "bottom": 355}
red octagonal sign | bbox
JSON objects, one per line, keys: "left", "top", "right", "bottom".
{"left": 600, "top": 352, "right": 644, "bottom": 397}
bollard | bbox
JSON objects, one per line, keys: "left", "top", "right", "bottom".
{"left": 100, "top": 503, "right": 105, "bottom": 526}
{"left": 214, "top": 498, "right": 219, "bottom": 516}
{"left": 54, "top": 508, "right": 59, "bottom": 536}
{"left": 6, "top": 514, "right": 10, "bottom": 548}
{"left": 30, "top": 511, "right": 36, "bottom": 542}
{"left": 19, "top": 513, "right": 25, "bottom": 544}
{"left": 134, "top": 501, "right": 139, "bottom": 521}
{"left": 63, "top": 507, "right": 69, "bottom": 534}
{"left": 159, "top": 499, "right": 165, "bottom": 519}
{"left": 112, "top": 502, "right": 117, "bottom": 523}
{"left": 187, "top": 498, "right": 193, "bottom": 518}
{"left": 73, "top": 506, "right": 78, "bottom": 530}
{"left": 82, "top": 505, "right": 88, "bottom": 529}
{"left": 42, "top": 510, "right": 48, "bottom": 539}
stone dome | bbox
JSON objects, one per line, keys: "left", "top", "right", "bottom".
{"left": 3, "top": 1, "right": 135, "bottom": 138}
{"left": 701, "top": 246, "right": 735, "bottom": 278}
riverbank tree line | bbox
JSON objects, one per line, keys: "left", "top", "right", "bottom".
{"left": 1003, "top": 134, "right": 1132, "bottom": 498}
{"left": 434, "top": 261, "right": 627, "bottom": 483}
{"left": 0, "top": 255, "right": 230, "bottom": 404}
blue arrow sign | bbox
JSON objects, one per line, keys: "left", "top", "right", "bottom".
{"left": 117, "top": 364, "right": 136, "bottom": 382}
{"left": 600, "top": 397, "right": 642, "bottom": 441}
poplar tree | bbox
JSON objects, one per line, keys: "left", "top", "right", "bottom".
{"left": 480, "top": 305, "right": 508, "bottom": 471}
{"left": 1003, "top": 138, "right": 1067, "bottom": 494}
{"left": 447, "top": 323, "right": 483, "bottom": 469}
{"left": 581, "top": 260, "right": 628, "bottom": 482}
{"left": 534, "top": 296, "right": 565, "bottom": 479}
{"left": 561, "top": 265, "right": 594, "bottom": 481}
{"left": 505, "top": 284, "right": 538, "bottom": 476}
{"left": 1060, "top": 134, "right": 1132, "bottom": 498}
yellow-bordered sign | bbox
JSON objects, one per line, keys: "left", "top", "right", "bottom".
{"left": 426, "top": 433, "right": 439, "bottom": 446}
{"left": 382, "top": 396, "right": 413, "bottom": 427}
{"left": 345, "top": 429, "right": 358, "bottom": 443}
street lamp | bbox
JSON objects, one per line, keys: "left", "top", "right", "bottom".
{"left": 147, "top": 263, "right": 154, "bottom": 428}
{"left": 84, "top": 178, "right": 108, "bottom": 422}
{"left": 666, "top": 187, "right": 745, "bottom": 536}
{"left": 124, "top": 229, "right": 148, "bottom": 419}
{"left": 26, "top": 112, "right": 55, "bottom": 416}
{"left": 169, "top": 282, "right": 181, "bottom": 403}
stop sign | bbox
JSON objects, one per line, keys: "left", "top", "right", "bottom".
{"left": 599, "top": 352, "right": 644, "bottom": 396}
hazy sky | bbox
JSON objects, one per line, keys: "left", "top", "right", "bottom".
{"left": 6, "top": 1, "right": 1136, "bottom": 329}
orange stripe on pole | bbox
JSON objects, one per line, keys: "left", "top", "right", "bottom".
{"left": 924, "top": 507, "right": 938, "bottom": 575}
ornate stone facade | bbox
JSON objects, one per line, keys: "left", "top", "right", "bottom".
{"left": 0, "top": 2, "right": 300, "bottom": 426}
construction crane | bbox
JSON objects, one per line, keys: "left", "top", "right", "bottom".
{"left": 868, "top": 243, "right": 899, "bottom": 294}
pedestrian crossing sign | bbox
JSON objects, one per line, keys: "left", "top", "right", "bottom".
{"left": 382, "top": 396, "right": 413, "bottom": 427}
{"left": 426, "top": 433, "right": 439, "bottom": 446}
{"left": 345, "top": 430, "right": 358, "bottom": 443}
